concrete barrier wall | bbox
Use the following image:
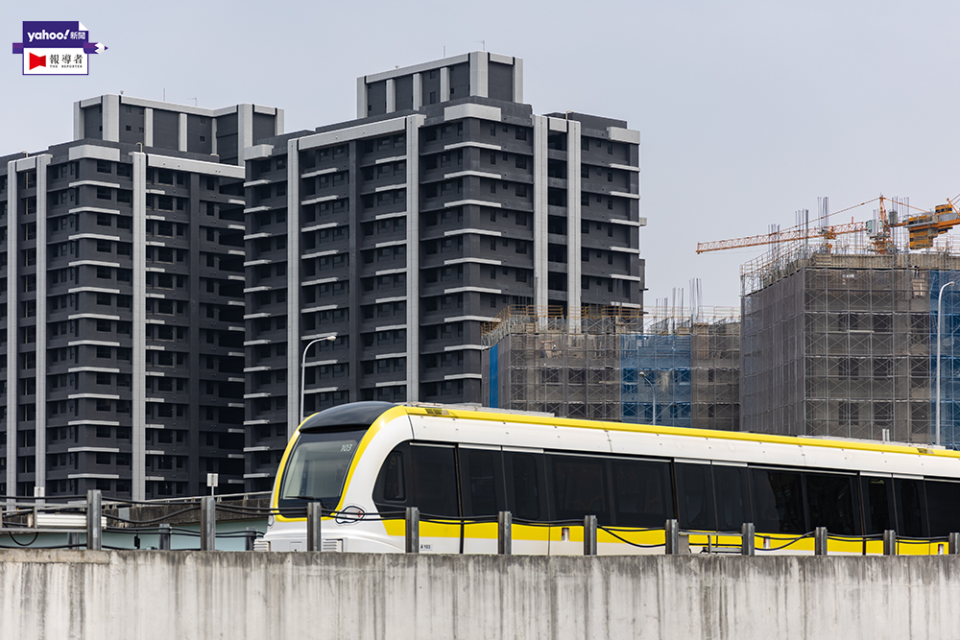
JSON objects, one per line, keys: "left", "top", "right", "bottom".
{"left": 1, "top": 550, "right": 959, "bottom": 639}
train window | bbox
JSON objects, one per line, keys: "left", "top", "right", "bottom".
{"left": 277, "top": 428, "right": 365, "bottom": 513}
{"left": 924, "top": 480, "right": 960, "bottom": 536}
{"left": 511, "top": 454, "right": 540, "bottom": 520}
{"left": 381, "top": 451, "right": 405, "bottom": 502}
{"left": 409, "top": 444, "right": 459, "bottom": 517}
{"left": 463, "top": 449, "right": 499, "bottom": 516}
{"left": 805, "top": 473, "right": 859, "bottom": 535}
{"left": 750, "top": 468, "right": 804, "bottom": 534}
{"left": 714, "top": 465, "right": 749, "bottom": 531}
{"left": 894, "top": 478, "right": 926, "bottom": 538}
{"left": 612, "top": 459, "right": 672, "bottom": 527}
{"left": 552, "top": 455, "right": 609, "bottom": 523}
{"left": 861, "top": 476, "right": 894, "bottom": 535}
{"left": 675, "top": 463, "right": 716, "bottom": 531}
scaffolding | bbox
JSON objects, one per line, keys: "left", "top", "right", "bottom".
{"left": 482, "top": 306, "right": 740, "bottom": 429}
{"left": 741, "top": 243, "right": 960, "bottom": 446}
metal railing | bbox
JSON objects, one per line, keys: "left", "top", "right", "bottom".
{"left": 5, "top": 495, "right": 960, "bottom": 557}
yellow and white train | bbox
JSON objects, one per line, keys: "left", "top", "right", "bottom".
{"left": 260, "top": 402, "right": 960, "bottom": 555}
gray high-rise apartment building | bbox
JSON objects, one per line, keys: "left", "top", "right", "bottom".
{"left": 242, "top": 52, "right": 643, "bottom": 490}
{"left": 0, "top": 95, "right": 282, "bottom": 500}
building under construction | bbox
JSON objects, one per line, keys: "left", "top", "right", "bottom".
{"left": 481, "top": 306, "right": 740, "bottom": 430}
{"left": 740, "top": 244, "right": 960, "bottom": 446}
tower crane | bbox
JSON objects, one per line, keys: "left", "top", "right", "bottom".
{"left": 697, "top": 196, "right": 960, "bottom": 255}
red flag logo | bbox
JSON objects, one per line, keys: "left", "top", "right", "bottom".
{"left": 28, "top": 53, "right": 46, "bottom": 70}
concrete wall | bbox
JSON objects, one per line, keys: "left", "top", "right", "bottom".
{"left": 1, "top": 551, "right": 958, "bottom": 639}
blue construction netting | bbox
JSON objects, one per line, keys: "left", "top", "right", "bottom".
{"left": 620, "top": 334, "right": 692, "bottom": 427}
{"left": 931, "top": 270, "right": 960, "bottom": 449}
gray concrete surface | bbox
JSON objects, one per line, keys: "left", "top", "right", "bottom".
{"left": 0, "top": 551, "right": 957, "bottom": 639}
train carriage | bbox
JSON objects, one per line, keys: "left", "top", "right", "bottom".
{"left": 260, "top": 402, "right": 960, "bottom": 555}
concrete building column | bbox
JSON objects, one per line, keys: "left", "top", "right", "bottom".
{"left": 440, "top": 68, "right": 451, "bottom": 103}
{"left": 357, "top": 77, "right": 368, "bottom": 119}
{"left": 210, "top": 118, "right": 217, "bottom": 157}
{"left": 143, "top": 108, "right": 154, "bottom": 148}
{"left": 405, "top": 115, "right": 425, "bottom": 402}
{"left": 130, "top": 152, "right": 148, "bottom": 501}
{"left": 532, "top": 116, "right": 549, "bottom": 314}
{"left": 412, "top": 74, "right": 423, "bottom": 110}
{"left": 513, "top": 58, "right": 524, "bottom": 103}
{"left": 102, "top": 95, "right": 121, "bottom": 142}
{"left": 386, "top": 79, "right": 396, "bottom": 113}
{"left": 34, "top": 154, "right": 51, "bottom": 497}
{"left": 73, "top": 103, "right": 84, "bottom": 139}
{"left": 6, "top": 159, "right": 19, "bottom": 501}
{"left": 286, "top": 140, "right": 301, "bottom": 440}
{"left": 237, "top": 105, "right": 254, "bottom": 157}
{"left": 469, "top": 52, "right": 489, "bottom": 98}
{"left": 178, "top": 113, "right": 188, "bottom": 152}
{"left": 566, "top": 119, "right": 582, "bottom": 332}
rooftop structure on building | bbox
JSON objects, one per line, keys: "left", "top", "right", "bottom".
{"left": 0, "top": 95, "right": 282, "bottom": 501}
{"left": 242, "top": 52, "right": 644, "bottom": 491}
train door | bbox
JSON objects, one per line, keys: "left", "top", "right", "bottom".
{"left": 458, "top": 445, "right": 505, "bottom": 554}
{"left": 407, "top": 442, "right": 461, "bottom": 553}
{"left": 503, "top": 448, "right": 550, "bottom": 555}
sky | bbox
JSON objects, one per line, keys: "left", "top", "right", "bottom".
{"left": 3, "top": 0, "right": 959, "bottom": 312}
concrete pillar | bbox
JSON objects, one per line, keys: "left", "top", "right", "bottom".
{"left": 158, "top": 523, "right": 172, "bottom": 550}
{"left": 584, "top": 515, "right": 598, "bottom": 556}
{"left": 86, "top": 490, "right": 102, "bottom": 550}
{"left": 307, "top": 502, "right": 322, "bottom": 551}
{"left": 405, "top": 507, "right": 419, "bottom": 553}
{"left": 665, "top": 519, "right": 680, "bottom": 555}
{"left": 200, "top": 496, "right": 216, "bottom": 550}
{"left": 741, "top": 523, "right": 755, "bottom": 556}
{"left": 498, "top": 511, "right": 512, "bottom": 555}
{"left": 814, "top": 527, "right": 828, "bottom": 556}
{"left": 883, "top": 530, "right": 897, "bottom": 556}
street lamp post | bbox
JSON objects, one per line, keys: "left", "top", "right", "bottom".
{"left": 299, "top": 334, "right": 338, "bottom": 423}
{"left": 638, "top": 371, "right": 657, "bottom": 426}
{"left": 937, "top": 282, "right": 956, "bottom": 447}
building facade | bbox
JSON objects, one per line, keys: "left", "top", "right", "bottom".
{"left": 0, "top": 95, "right": 282, "bottom": 500}
{"left": 242, "top": 52, "right": 644, "bottom": 490}
{"left": 481, "top": 306, "right": 740, "bottom": 431}
{"left": 741, "top": 247, "right": 960, "bottom": 446}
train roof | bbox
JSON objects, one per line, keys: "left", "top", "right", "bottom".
{"left": 382, "top": 404, "right": 960, "bottom": 462}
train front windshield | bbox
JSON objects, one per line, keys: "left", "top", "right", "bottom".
{"left": 278, "top": 428, "right": 366, "bottom": 511}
